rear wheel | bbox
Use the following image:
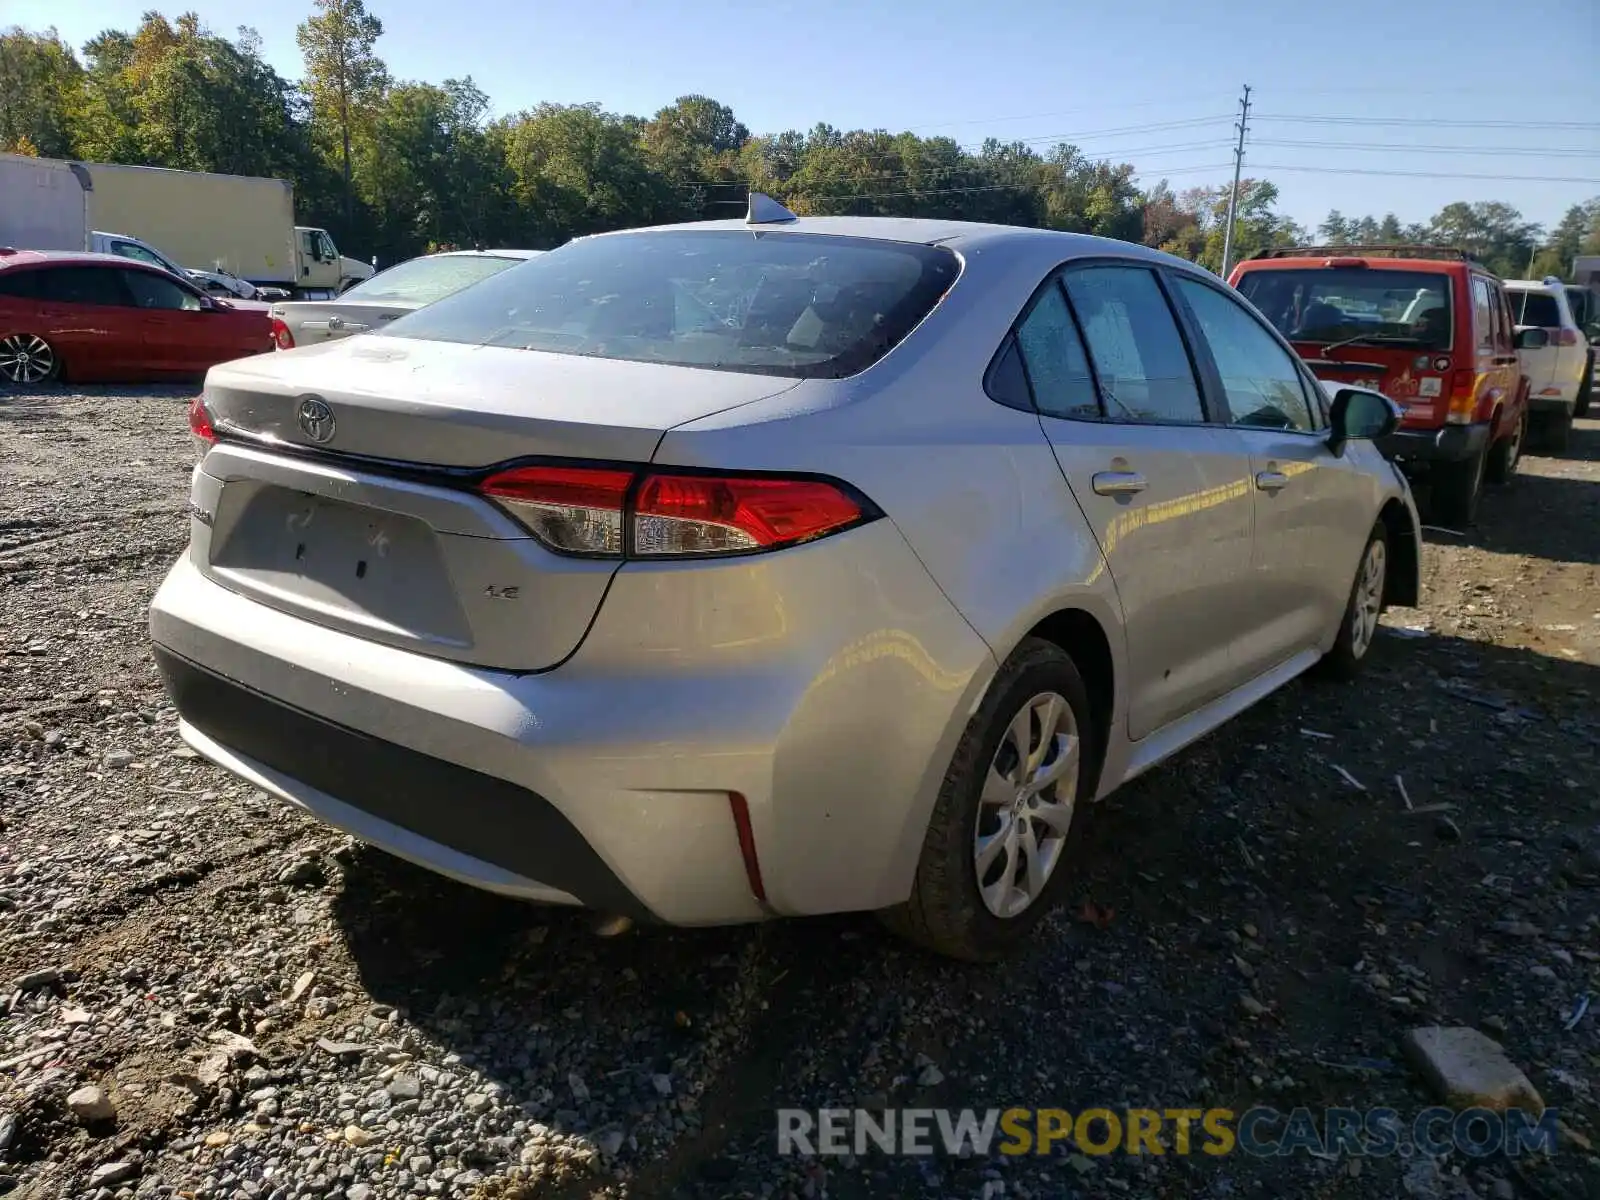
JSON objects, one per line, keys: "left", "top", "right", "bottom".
{"left": 1574, "top": 356, "right": 1592, "bottom": 418}
{"left": 1485, "top": 408, "right": 1525, "bottom": 485}
{"left": 1539, "top": 408, "right": 1573, "bottom": 454}
{"left": 1431, "top": 443, "right": 1486, "bottom": 527}
{"left": 879, "top": 638, "right": 1094, "bottom": 962}
{"left": 0, "top": 333, "right": 62, "bottom": 385}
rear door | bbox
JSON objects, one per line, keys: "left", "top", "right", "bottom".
{"left": 1169, "top": 272, "right": 1376, "bottom": 674}
{"left": 1010, "top": 261, "right": 1256, "bottom": 741}
{"left": 35, "top": 266, "right": 144, "bottom": 378}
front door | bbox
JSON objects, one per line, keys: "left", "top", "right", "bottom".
{"left": 1170, "top": 273, "right": 1376, "bottom": 674}
{"left": 1011, "top": 263, "right": 1256, "bottom": 741}
{"left": 118, "top": 267, "right": 211, "bottom": 374}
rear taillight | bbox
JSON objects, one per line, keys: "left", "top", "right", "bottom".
{"left": 1445, "top": 369, "right": 1479, "bottom": 426}
{"left": 187, "top": 395, "right": 216, "bottom": 447}
{"left": 477, "top": 464, "right": 871, "bottom": 559}
{"left": 270, "top": 317, "right": 294, "bottom": 350}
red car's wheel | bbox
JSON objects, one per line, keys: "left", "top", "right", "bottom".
{"left": 0, "top": 332, "right": 62, "bottom": 385}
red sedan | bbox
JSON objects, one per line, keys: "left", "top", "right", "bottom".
{"left": 0, "top": 249, "right": 272, "bottom": 384}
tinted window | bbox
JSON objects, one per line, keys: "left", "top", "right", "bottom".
{"left": 122, "top": 269, "right": 201, "bottom": 311}
{"left": 1062, "top": 266, "right": 1205, "bottom": 423}
{"left": 38, "top": 267, "right": 127, "bottom": 307}
{"left": 1235, "top": 267, "right": 1453, "bottom": 350}
{"left": 1510, "top": 291, "right": 1561, "bottom": 328}
{"left": 1492, "top": 287, "right": 1514, "bottom": 355}
{"left": 342, "top": 254, "right": 524, "bottom": 306}
{"left": 1177, "top": 277, "right": 1313, "bottom": 432}
{"left": 0, "top": 270, "right": 40, "bottom": 299}
{"left": 1471, "top": 278, "right": 1495, "bottom": 352}
{"left": 1014, "top": 282, "right": 1100, "bottom": 419}
{"left": 382, "top": 231, "right": 962, "bottom": 380}
{"left": 985, "top": 336, "right": 1033, "bottom": 411}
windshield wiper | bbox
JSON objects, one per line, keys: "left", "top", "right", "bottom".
{"left": 1315, "top": 333, "right": 1425, "bottom": 354}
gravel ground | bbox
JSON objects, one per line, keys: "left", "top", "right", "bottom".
{"left": 1, "top": 385, "right": 1597, "bottom": 1200}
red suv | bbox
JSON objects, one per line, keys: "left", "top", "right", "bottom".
{"left": 1229, "top": 246, "right": 1542, "bottom": 525}
{"left": 0, "top": 249, "right": 271, "bottom": 385}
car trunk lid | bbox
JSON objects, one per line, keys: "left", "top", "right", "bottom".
{"left": 193, "top": 339, "right": 800, "bottom": 669}
{"left": 1293, "top": 341, "right": 1454, "bottom": 427}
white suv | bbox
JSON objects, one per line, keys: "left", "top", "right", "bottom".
{"left": 1506, "top": 278, "right": 1590, "bottom": 449}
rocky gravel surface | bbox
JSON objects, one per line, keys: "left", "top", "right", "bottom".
{"left": 1, "top": 385, "right": 1597, "bottom": 1200}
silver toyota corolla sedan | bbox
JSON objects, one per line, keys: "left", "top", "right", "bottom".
{"left": 150, "top": 197, "right": 1421, "bottom": 961}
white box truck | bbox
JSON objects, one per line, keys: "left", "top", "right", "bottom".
{"left": 0, "top": 153, "right": 372, "bottom": 299}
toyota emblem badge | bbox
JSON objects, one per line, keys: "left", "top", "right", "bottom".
{"left": 296, "top": 396, "right": 337, "bottom": 444}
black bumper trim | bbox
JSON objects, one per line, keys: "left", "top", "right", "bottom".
{"left": 1378, "top": 421, "right": 1491, "bottom": 465}
{"left": 152, "top": 646, "right": 652, "bottom": 920}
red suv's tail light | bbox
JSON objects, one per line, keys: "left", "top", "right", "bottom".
{"left": 477, "top": 464, "right": 872, "bottom": 559}
{"left": 270, "top": 317, "right": 294, "bottom": 350}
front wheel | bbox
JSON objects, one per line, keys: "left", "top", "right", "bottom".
{"left": 1431, "top": 443, "right": 1486, "bottom": 527}
{"left": 879, "top": 638, "right": 1095, "bottom": 962}
{"left": 1318, "top": 522, "right": 1388, "bottom": 681}
{"left": 0, "top": 332, "right": 62, "bottom": 385}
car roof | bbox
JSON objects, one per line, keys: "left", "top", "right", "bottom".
{"left": 430, "top": 249, "right": 544, "bottom": 260}
{"left": 1502, "top": 279, "right": 1563, "bottom": 293}
{"left": 0, "top": 248, "right": 172, "bottom": 271}
{"left": 583, "top": 214, "right": 1195, "bottom": 270}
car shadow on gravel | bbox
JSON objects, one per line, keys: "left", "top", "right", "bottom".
{"left": 327, "top": 628, "right": 1598, "bottom": 1199}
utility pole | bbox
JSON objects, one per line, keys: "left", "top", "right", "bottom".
{"left": 1220, "top": 84, "right": 1252, "bottom": 279}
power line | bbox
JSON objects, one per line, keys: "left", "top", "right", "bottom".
{"left": 1249, "top": 162, "right": 1600, "bottom": 184}
{"left": 1253, "top": 138, "right": 1600, "bottom": 158}
{"left": 797, "top": 163, "right": 1235, "bottom": 204}
{"left": 1253, "top": 114, "right": 1600, "bottom": 130}
{"left": 900, "top": 93, "right": 1232, "bottom": 133}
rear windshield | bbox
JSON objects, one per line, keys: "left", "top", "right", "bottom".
{"left": 1235, "top": 267, "right": 1453, "bottom": 350}
{"left": 1509, "top": 291, "right": 1561, "bottom": 328}
{"left": 378, "top": 230, "right": 962, "bottom": 379}
{"left": 343, "top": 253, "right": 527, "bottom": 306}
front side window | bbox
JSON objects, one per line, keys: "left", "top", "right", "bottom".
{"left": 381, "top": 231, "right": 962, "bottom": 380}
{"left": 38, "top": 267, "right": 127, "bottom": 307}
{"left": 1235, "top": 267, "right": 1453, "bottom": 351}
{"left": 122, "top": 269, "right": 201, "bottom": 311}
{"left": 1013, "top": 282, "right": 1100, "bottom": 420}
{"left": 1176, "top": 276, "right": 1313, "bottom": 432}
{"left": 316, "top": 233, "right": 338, "bottom": 263}
{"left": 1061, "top": 265, "right": 1206, "bottom": 424}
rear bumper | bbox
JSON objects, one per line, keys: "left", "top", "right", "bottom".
{"left": 148, "top": 526, "right": 993, "bottom": 925}
{"left": 1378, "top": 421, "right": 1491, "bottom": 466}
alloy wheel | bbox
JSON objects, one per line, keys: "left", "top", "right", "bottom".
{"left": 1349, "top": 539, "right": 1387, "bottom": 660}
{"left": 0, "top": 334, "right": 55, "bottom": 384}
{"left": 972, "top": 691, "right": 1079, "bottom": 918}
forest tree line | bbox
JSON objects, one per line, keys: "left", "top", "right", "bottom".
{"left": 3, "top": 4, "right": 1598, "bottom": 280}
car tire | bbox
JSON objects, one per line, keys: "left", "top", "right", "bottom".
{"left": 1540, "top": 409, "right": 1573, "bottom": 454}
{"left": 879, "top": 637, "right": 1095, "bottom": 963}
{"left": 1485, "top": 409, "right": 1525, "bottom": 485}
{"left": 0, "top": 332, "right": 63, "bottom": 386}
{"left": 1317, "top": 520, "right": 1388, "bottom": 682}
{"left": 1430, "top": 443, "right": 1486, "bottom": 527}
{"left": 1574, "top": 356, "right": 1592, "bottom": 418}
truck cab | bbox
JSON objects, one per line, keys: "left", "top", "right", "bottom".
{"left": 295, "top": 226, "right": 373, "bottom": 298}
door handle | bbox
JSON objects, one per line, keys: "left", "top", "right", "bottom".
{"left": 1255, "top": 470, "right": 1290, "bottom": 492}
{"left": 1091, "top": 471, "right": 1147, "bottom": 496}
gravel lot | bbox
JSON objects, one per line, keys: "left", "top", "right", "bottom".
{"left": 2, "top": 385, "right": 1597, "bottom": 1200}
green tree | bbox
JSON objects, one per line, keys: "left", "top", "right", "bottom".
{"left": 297, "top": 0, "right": 387, "bottom": 227}
{"left": 0, "top": 27, "right": 81, "bottom": 157}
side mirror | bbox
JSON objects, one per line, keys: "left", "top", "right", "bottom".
{"left": 1513, "top": 326, "right": 1549, "bottom": 351}
{"left": 1328, "top": 387, "right": 1401, "bottom": 457}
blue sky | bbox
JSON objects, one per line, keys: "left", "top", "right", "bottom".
{"left": 12, "top": 0, "right": 1600, "bottom": 235}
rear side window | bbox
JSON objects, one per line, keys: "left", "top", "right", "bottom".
{"left": 381, "top": 230, "right": 962, "bottom": 380}
{"left": 38, "top": 267, "right": 127, "bottom": 307}
{"left": 1471, "top": 278, "right": 1495, "bottom": 352}
{"left": 1510, "top": 291, "right": 1561, "bottom": 328}
{"left": 1062, "top": 266, "right": 1206, "bottom": 424}
{"left": 0, "top": 269, "right": 40, "bottom": 299}
{"left": 1014, "top": 283, "right": 1100, "bottom": 420}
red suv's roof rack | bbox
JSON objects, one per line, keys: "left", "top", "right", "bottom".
{"left": 1251, "top": 244, "right": 1477, "bottom": 263}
